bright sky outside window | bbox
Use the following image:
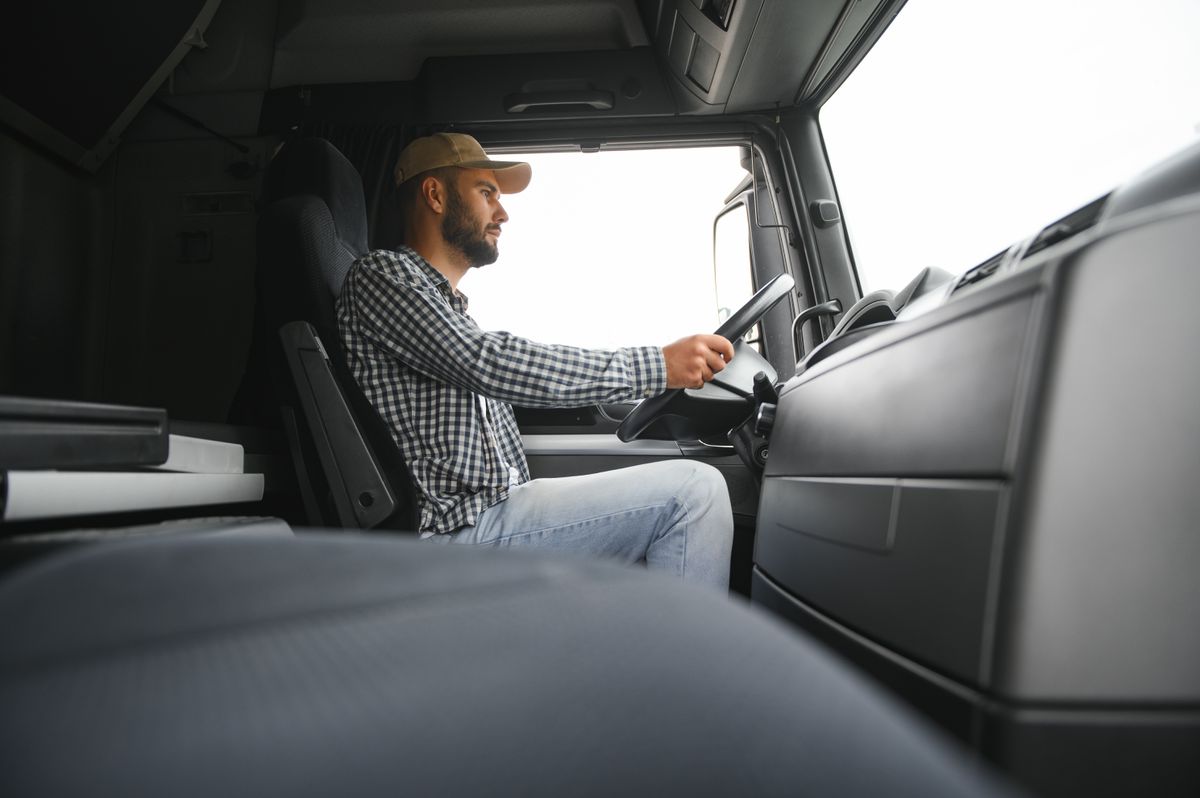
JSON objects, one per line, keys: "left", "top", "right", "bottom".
{"left": 820, "top": 0, "right": 1200, "bottom": 294}
{"left": 461, "top": 147, "right": 748, "bottom": 350}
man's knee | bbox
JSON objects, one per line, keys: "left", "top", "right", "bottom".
{"left": 662, "top": 460, "right": 731, "bottom": 513}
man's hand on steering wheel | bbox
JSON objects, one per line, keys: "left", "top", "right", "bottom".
{"left": 618, "top": 274, "right": 793, "bottom": 442}
{"left": 662, "top": 335, "right": 736, "bottom": 390}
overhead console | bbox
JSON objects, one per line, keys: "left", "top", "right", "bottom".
{"left": 275, "top": 1, "right": 906, "bottom": 126}
{"left": 636, "top": 0, "right": 901, "bottom": 113}
{"left": 639, "top": 0, "right": 760, "bottom": 111}
{"left": 752, "top": 141, "right": 1200, "bottom": 797}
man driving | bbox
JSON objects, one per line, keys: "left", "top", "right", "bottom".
{"left": 336, "top": 133, "right": 735, "bottom": 589}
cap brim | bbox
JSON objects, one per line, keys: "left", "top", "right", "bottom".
{"left": 459, "top": 160, "right": 532, "bottom": 194}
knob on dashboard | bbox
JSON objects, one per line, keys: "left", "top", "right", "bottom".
{"left": 754, "top": 402, "right": 776, "bottom": 437}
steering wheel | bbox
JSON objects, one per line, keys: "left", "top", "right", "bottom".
{"left": 616, "top": 273, "right": 796, "bottom": 442}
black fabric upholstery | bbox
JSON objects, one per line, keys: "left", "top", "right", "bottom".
{"left": 258, "top": 195, "right": 346, "bottom": 345}
{"left": 301, "top": 123, "right": 411, "bottom": 251}
{"left": 263, "top": 138, "right": 370, "bottom": 257}
{"left": 257, "top": 138, "right": 368, "bottom": 345}
{"left": 230, "top": 138, "right": 416, "bottom": 529}
{"left": 229, "top": 139, "right": 367, "bottom": 428}
{"left": 0, "top": 532, "right": 1018, "bottom": 797}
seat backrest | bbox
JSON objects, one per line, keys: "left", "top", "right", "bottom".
{"left": 248, "top": 138, "right": 417, "bottom": 531}
{"left": 259, "top": 137, "right": 368, "bottom": 344}
{"left": 229, "top": 138, "right": 366, "bottom": 428}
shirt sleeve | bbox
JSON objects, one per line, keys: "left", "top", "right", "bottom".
{"left": 342, "top": 253, "right": 667, "bottom": 407}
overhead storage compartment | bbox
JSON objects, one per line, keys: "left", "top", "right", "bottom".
{"left": 636, "top": 0, "right": 899, "bottom": 113}
{"left": 420, "top": 47, "right": 677, "bottom": 123}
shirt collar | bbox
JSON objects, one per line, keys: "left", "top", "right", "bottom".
{"left": 399, "top": 245, "right": 470, "bottom": 310}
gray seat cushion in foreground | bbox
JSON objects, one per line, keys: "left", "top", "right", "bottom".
{"left": 0, "top": 533, "right": 1016, "bottom": 797}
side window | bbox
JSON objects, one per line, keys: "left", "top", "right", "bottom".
{"left": 464, "top": 147, "right": 748, "bottom": 349}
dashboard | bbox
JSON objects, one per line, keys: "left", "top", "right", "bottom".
{"left": 752, "top": 141, "right": 1200, "bottom": 797}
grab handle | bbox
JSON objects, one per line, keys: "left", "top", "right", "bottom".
{"left": 504, "top": 90, "right": 615, "bottom": 113}
{"left": 791, "top": 299, "right": 842, "bottom": 360}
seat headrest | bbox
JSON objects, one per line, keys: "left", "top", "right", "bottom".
{"left": 264, "top": 138, "right": 369, "bottom": 257}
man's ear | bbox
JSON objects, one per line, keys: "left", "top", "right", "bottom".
{"left": 421, "top": 176, "right": 445, "bottom": 215}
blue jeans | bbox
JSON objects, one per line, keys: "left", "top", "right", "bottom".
{"left": 439, "top": 460, "right": 734, "bottom": 591}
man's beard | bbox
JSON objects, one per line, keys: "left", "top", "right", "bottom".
{"left": 441, "top": 184, "right": 499, "bottom": 268}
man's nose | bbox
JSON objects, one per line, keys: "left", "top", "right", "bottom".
{"left": 494, "top": 202, "right": 508, "bottom": 224}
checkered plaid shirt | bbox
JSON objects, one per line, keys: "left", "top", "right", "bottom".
{"left": 336, "top": 246, "right": 667, "bottom": 535}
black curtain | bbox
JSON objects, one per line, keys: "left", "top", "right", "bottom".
{"left": 301, "top": 123, "right": 416, "bottom": 251}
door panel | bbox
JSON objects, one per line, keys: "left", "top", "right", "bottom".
{"left": 513, "top": 403, "right": 628, "bottom": 435}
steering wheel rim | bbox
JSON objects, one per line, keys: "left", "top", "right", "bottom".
{"left": 616, "top": 273, "right": 795, "bottom": 442}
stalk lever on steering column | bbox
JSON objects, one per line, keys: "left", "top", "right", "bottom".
{"left": 752, "top": 372, "right": 778, "bottom": 437}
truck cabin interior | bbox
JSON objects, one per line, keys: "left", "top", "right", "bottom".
{"left": 2, "top": 1, "right": 1198, "bottom": 796}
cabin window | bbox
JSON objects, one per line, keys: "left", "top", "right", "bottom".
{"left": 464, "top": 146, "right": 748, "bottom": 348}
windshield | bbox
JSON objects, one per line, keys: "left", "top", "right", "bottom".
{"left": 820, "top": 0, "right": 1200, "bottom": 294}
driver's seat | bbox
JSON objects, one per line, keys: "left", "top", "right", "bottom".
{"left": 255, "top": 137, "right": 418, "bottom": 531}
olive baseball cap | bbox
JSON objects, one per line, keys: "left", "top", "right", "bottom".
{"left": 394, "top": 132, "right": 532, "bottom": 194}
